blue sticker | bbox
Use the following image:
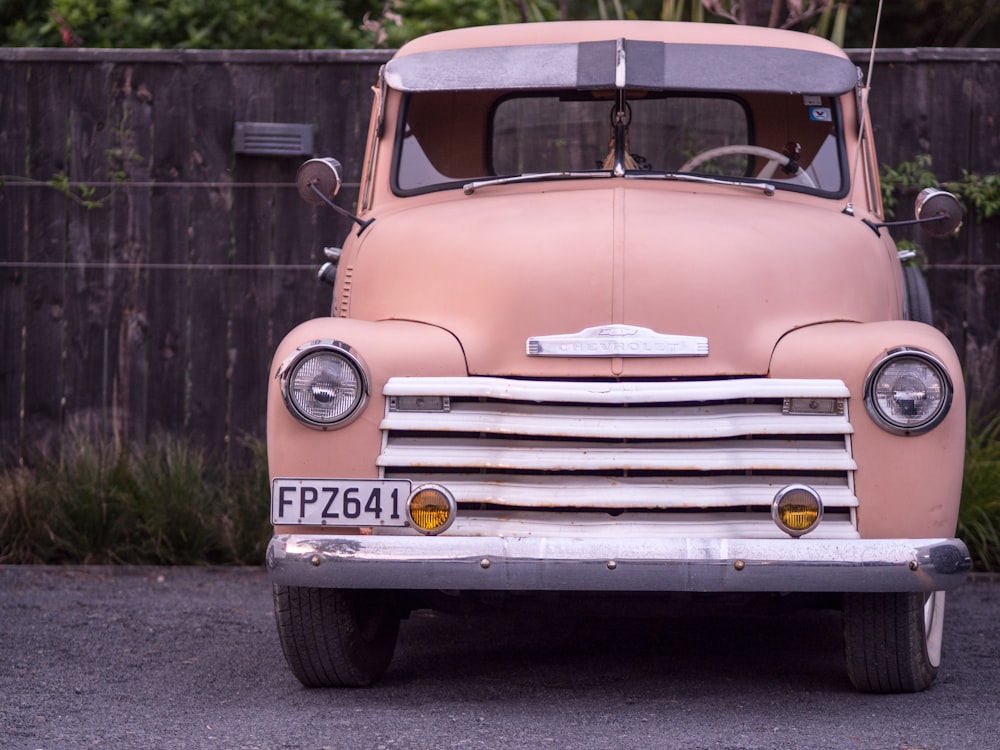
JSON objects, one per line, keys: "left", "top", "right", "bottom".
{"left": 809, "top": 107, "right": 832, "bottom": 122}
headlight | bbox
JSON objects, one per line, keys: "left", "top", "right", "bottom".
{"left": 864, "top": 348, "right": 953, "bottom": 435}
{"left": 279, "top": 341, "right": 369, "bottom": 429}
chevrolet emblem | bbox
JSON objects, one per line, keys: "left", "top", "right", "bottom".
{"left": 526, "top": 325, "right": 709, "bottom": 358}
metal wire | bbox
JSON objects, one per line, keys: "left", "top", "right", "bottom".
{"left": 0, "top": 261, "right": 317, "bottom": 271}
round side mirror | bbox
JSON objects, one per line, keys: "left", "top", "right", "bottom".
{"left": 915, "top": 188, "right": 962, "bottom": 238}
{"left": 296, "top": 158, "right": 343, "bottom": 206}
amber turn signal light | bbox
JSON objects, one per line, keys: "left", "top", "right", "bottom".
{"left": 407, "top": 485, "right": 457, "bottom": 535}
{"left": 772, "top": 484, "right": 823, "bottom": 537}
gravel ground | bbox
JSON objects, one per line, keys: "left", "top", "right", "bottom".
{"left": 1, "top": 566, "right": 997, "bottom": 750}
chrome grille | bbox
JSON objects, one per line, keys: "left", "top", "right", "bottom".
{"left": 378, "top": 377, "right": 858, "bottom": 538}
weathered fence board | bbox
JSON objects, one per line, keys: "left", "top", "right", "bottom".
{"left": 1, "top": 46, "right": 998, "bottom": 468}
{"left": 859, "top": 50, "right": 1000, "bottom": 413}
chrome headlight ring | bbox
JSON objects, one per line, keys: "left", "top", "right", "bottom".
{"left": 278, "top": 340, "right": 370, "bottom": 430}
{"left": 863, "top": 347, "right": 953, "bottom": 436}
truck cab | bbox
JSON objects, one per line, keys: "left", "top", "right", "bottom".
{"left": 266, "top": 21, "right": 968, "bottom": 692}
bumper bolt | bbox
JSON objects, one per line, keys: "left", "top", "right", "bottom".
{"left": 310, "top": 555, "right": 321, "bottom": 567}
{"left": 909, "top": 560, "right": 919, "bottom": 571}
{"left": 480, "top": 558, "right": 491, "bottom": 569}
{"left": 606, "top": 560, "right": 617, "bottom": 571}
{"left": 734, "top": 560, "right": 746, "bottom": 571}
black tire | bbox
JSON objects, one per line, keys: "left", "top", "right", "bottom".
{"left": 903, "top": 264, "right": 934, "bottom": 325}
{"left": 843, "top": 591, "right": 944, "bottom": 693}
{"left": 273, "top": 585, "right": 400, "bottom": 688}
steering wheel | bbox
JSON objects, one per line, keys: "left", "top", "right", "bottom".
{"left": 680, "top": 145, "right": 816, "bottom": 188}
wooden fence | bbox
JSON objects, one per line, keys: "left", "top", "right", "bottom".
{"left": 2, "top": 45, "right": 999, "bottom": 467}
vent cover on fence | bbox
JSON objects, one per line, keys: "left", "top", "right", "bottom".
{"left": 234, "top": 122, "right": 314, "bottom": 156}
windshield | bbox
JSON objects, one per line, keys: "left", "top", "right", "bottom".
{"left": 393, "top": 88, "right": 847, "bottom": 197}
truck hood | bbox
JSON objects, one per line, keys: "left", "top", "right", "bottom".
{"left": 348, "top": 184, "right": 895, "bottom": 377}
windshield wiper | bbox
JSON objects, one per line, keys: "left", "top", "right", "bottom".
{"left": 463, "top": 171, "right": 613, "bottom": 195}
{"left": 462, "top": 169, "right": 776, "bottom": 196}
{"left": 627, "top": 171, "right": 776, "bottom": 196}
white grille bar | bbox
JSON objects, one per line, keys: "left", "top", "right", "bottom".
{"left": 383, "top": 376, "right": 849, "bottom": 404}
{"left": 382, "top": 401, "right": 851, "bottom": 439}
{"left": 380, "top": 436, "right": 855, "bottom": 472}
{"left": 384, "top": 475, "right": 858, "bottom": 510}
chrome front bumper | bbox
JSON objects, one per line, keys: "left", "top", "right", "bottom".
{"left": 267, "top": 534, "right": 970, "bottom": 593}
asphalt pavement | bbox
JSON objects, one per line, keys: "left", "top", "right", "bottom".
{"left": 1, "top": 565, "right": 998, "bottom": 750}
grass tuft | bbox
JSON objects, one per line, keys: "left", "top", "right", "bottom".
{"left": 2, "top": 415, "right": 999, "bottom": 569}
{"left": 0, "top": 434, "right": 270, "bottom": 566}
{"left": 959, "top": 409, "right": 1000, "bottom": 571}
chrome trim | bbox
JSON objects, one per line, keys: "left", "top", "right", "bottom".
{"left": 527, "top": 325, "right": 708, "bottom": 358}
{"left": 277, "top": 339, "right": 370, "bottom": 430}
{"left": 614, "top": 37, "right": 626, "bottom": 89}
{"left": 863, "top": 347, "right": 953, "bottom": 436}
{"left": 267, "top": 534, "right": 970, "bottom": 593}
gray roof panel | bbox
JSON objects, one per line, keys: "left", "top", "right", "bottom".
{"left": 384, "top": 39, "right": 859, "bottom": 96}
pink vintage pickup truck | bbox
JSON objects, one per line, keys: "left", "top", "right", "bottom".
{"left": 266, "top": 20, "right": 968, "bottom": 692}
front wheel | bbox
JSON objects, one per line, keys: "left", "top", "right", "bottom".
{"left": 843, "top": 591, "right": 945, "bottom": 693}
{"left": 903, "top": 264, "right": 934, "bottom": 325}
{"left": 273, "top": 585, "right": 401, "bottom": 687}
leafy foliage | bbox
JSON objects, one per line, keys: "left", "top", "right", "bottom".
{"left": 944, "top": 172, "right": 1000, "bottom": 221}
{"left": 5, "top": 0, "right": 1000, "bottom": 49}
{"left": 360, "top": 0, "right": 555, "bottom": 48}
{"left": 4, "top": 0, "right": 360, "bottom": 49}
{"left": 880, "top": 154, "right": 939, "bottom": 218}
{"left": 881, "top": 153, "right": 1000, "bottom": 222}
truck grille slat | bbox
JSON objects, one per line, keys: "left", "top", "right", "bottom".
{"left": 386, "top": 475, "right": 858, "bottom": 510}
{"left": 382, "top": 401, "right": 852, "bottom": 439}
{"left": 380, "top": 437, "right": 855, "bottom": 472}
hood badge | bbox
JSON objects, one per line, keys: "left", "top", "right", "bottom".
{"left": 527, "top": 325, "right": 709, "bottom": 358}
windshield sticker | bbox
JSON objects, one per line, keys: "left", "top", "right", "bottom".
{"left": 809, "top": 107, "right": 832, "bottom": 122}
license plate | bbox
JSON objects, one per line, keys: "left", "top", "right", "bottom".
{"left": 271, "top": 478, "right": 411, "bottom": 526}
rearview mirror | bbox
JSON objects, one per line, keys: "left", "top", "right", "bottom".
{"left": 296, "top": 158, "right": 343, "bottom": 206}
{"left": 295, "top": 157, "right": 374, "bottom": 235}
{"left": 914, "top": 188, "right": 963, "bottom": 238}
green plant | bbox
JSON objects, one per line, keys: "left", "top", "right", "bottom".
{"left": 0, "top": 466, "right": 58, "bottom": 564}
{"left": 219, "top": 436, "right": 273, "bottom": 565}
{"left": 660, "top": 0, "right": 705, "bottom": 22}
{"left": 32, "top": 436, "right": 141, "bottom": 563}
{"left": 0, "top": 434, "right": 270, "bottom": 566}
{"left": 43, "top": 0, "right": 361, "bottom": 49}
{"left": 128, "top": 437, "right": 226, "bottom": 564}
{"left": 880, "top": 153, "right": 939, "bottom": 218}
{"left": 959, "top": 410, "right": 1000, "bottom": 571}
{"left": 942, "top": 171, "right": 1000, "bottom": 221}
{"left": 881, "top": 153, "right": 1000, "bottom": 221}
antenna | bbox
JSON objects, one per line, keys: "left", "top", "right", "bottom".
{"left": 847, "top": 0, "right": 885, "bottom": 215}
